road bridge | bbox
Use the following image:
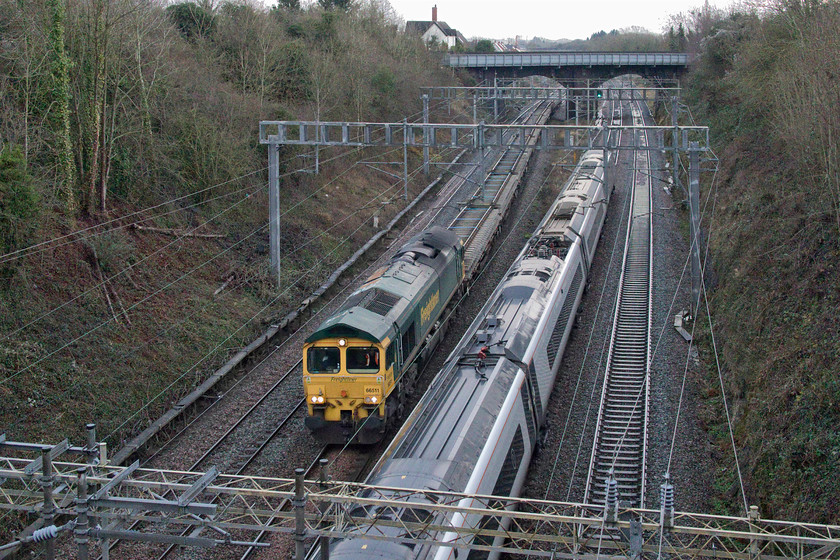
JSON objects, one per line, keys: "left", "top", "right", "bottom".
{"left": 446, "top": 51, "right": 689, "bottom": 83}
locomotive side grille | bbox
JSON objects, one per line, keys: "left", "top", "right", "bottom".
{"left": 362, "top": 289, "right": 401, "bottom": 316}
{"left": 546, "top": 265, "right": 584, "bottom": 368}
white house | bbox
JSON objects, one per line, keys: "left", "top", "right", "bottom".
{"left": 405, "top": 5, "right": 466, "bottom": 49}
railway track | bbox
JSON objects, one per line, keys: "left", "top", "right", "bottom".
{"left": 450, "top": 99, "right": 554, "bottom": 275}
{"left": 101, "top": 360, "right": 307, "bottom": 559}
{"left": 584, "top": 98, "right": 653, "bottom": 509}
{"left": 99, "top": 95, "right": 557, "bottom": 560}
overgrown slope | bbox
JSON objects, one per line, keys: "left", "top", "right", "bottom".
{"left": 684, "top": 0, "right": 840, "bottom": 523}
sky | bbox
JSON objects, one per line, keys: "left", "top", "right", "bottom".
{"left": 387, "top": 0, "right": 735, "bottom": 41}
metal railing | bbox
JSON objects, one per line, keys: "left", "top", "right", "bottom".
{"left": 2, "top": 452, "right": 839, "bottom": 560}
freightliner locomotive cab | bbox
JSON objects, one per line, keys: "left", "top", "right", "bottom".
{"left": 303, "top": 227, "right": 464, "bottom": 444}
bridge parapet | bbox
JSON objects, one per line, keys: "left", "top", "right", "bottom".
{"left": 447, "top": 51, "right": 689, "bottom": 82}
{"left": 447, "top": 51, "right": 689, "bottom": 68}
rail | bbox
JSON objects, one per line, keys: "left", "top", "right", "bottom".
{"left": 585, "top": 99, "right": 653, "bottom": 509}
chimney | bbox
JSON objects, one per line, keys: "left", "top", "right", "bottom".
{"left": 432, "top": 5, "right": 437, "bottom": 21}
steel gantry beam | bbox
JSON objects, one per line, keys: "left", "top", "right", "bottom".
{"left": 258, "top": 120, "right": 710, "bottom": 153}
{"left": 2, "top": 453, "right": 840, "bottom": 560}
{"left": 420, "top": 86, "right": 680, "bottom": 102}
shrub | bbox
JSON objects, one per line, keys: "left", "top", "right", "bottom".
{"left": 0, "top": 145, "right": 40, "bottom": 262}
{"left": 167, "top": 2, "right": 216, "bottom": 40}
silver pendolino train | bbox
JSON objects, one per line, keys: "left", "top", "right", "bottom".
{"left": 329, "top": 148, "right": 611, "bottom": 560}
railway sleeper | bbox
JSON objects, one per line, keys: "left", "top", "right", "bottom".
{"left": 597, "top": 440, "right": 643, "bottom": 448}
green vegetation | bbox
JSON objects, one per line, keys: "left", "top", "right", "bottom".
{"left": 0, "top": 0, "right": 458, "bottom": 455}
{"left": 683, "top": 0, "right": 840, "bottom": 524}
{"left": 472, "top": 39, "right": 495, "bottom": 53}
{"left": 520, "top": 27, "right": 669, "bottom": 52}
{"left": 0, "top": 146, "right": 40, "bottom": 272}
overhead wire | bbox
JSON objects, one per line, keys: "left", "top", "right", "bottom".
{"left": 0, "top": 99, "right": 455, "bottom": 267}
{"left": 562, "top": 95, "right": 747, "bottom": 518}
{"left": 0, "top": 136, "right": 418, "bottom": 347}
{"left": 581, "top": 100, "right": 695, "bottom": 503}
{"left": 12, "top": 102, "right": 457, "bottom": 437}
{"left": 8, "top": 161, "right": 413, "bottom": 435}
{"left": 104, "top": 177, "right": 409, "bottom": 443}
{"left": 561, "top": 98, "right": 662, "bottom": 501}
{"left": 539, "top": 125, "right": 634, "bottom": 502}
{"left": 0, "top": 167, "right": 268, "bottom": 265}
{"left": 659, "top": 100, "right": 749, "bottom": 514}
{"left": 0, "top": 181, "right": 267, "bottom": 345}
{"left": 0, "top": 141, "right": 411, "bottom": 382}
{"left": 141, "top": 120, "right": 458, "bottom": 463}
{"left": 4, "top": 97, "right": 464, "bottom": 435}
{"left": 329, "top": 122, "right": 560, "bottom": 465}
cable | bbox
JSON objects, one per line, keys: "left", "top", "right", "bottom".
{"left": 0, "top": 214, "right": 273, "bottom": 387}
{"left": 105, "top": 177, "right": 406, "bottom": 442}
{"left": 23, "top": 129, "right": 449, "bottom": 439}
{"left": 0, "top": 181, "right": 267, "bottom": 344}
{"left": 540, "top": 131, "right": 634, "bottom": 502}
{"left": 0, "top": 115, "right": 432, "bottom": 267}
{"left": 9, "top": 177, "right": 411, "bottom": 436}
{"left": 564, "top": 126, "right": 640, "bottom": 501}
{"left": 703, "top": 256, "right": 749, "bottom": 514}
{"left": 0, "top": 167, "right": 268, "bottom": 265}
{"left": 1, "top": 141, "right": 410, "bottom": 347}
{"left": 330, "top": 142, "right": 560, "bottom": 464}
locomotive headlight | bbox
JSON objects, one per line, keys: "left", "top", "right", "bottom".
{"left": 364, "top": 396, "right": 378, "bottom": 404}
{"left": 338, "top": 338, "right": 346, "bottom": 347}
{"left": 311, "top": 396, "right": 325, "bottom": 404}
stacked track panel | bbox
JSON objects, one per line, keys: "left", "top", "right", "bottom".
{"left": 449, "top": 101, "right": 553, "bottom": 277}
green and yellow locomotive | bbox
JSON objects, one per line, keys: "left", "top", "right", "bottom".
{"left": 303, "top": 227, "right": 464, "bottom": 444}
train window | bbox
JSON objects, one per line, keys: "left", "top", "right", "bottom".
{"left": 401, "top": 324, "right": 416, "bottom": 358}
{"left": 307, "top": 347, "right": 340, "bottom": 374}
{"left": 346, "top": 347, "right": 380, "bottom": 373}
{"left": 385, "top": 344, "right": 396, "bottom": 369}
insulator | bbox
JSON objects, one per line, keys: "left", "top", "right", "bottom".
{"left": 660, "top": 473, "right": 675, "bottom": 529}
{"left": 31, "top": 525, "right": 58, "bottom": 543}
{"left": 605, "top": 469, "right": 619, "bottom": 523}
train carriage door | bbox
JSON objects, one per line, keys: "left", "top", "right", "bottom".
{"left": 392, "top": 323, "right": 403, "bottom": 368}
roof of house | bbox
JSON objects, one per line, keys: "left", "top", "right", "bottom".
{"left": 405, "top": 20, "right": 464, "bottom": 40}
